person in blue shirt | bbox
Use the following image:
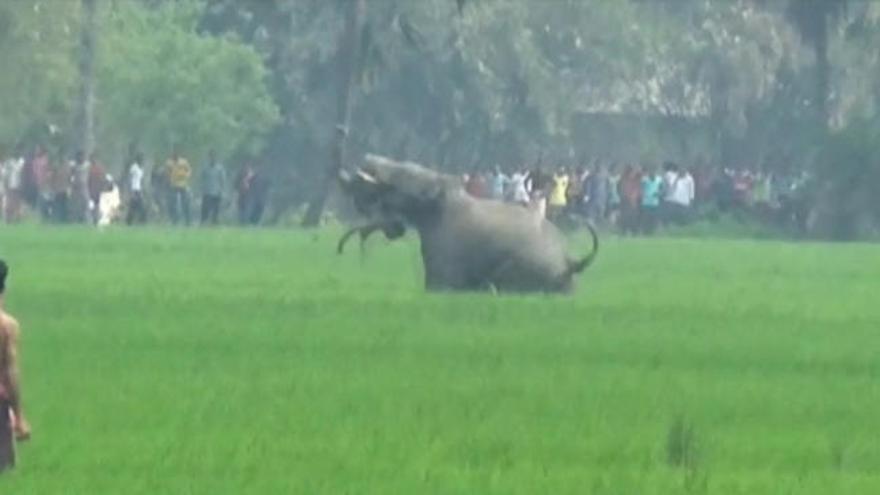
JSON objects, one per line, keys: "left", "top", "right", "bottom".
{"left": 489, "top": 166, "right": 507, "bottom": 201}
{"left": 200, "top": 150, "right": 227, "bottom": 225}
{"left": 640, "top": 167, "right": 662, "bottom": 234}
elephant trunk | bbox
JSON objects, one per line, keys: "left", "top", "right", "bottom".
{"left": 337, "top": 220, "right": 406, "bottom": 254}
{"left": 337, "top": 222, "right": 382, "bottom": 255}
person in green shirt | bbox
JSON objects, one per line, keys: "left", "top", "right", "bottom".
{"left": 640, "top": 167, "right": 663, "bottom": 235}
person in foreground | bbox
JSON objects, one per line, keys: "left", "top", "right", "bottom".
{"left": 0, "top": 260, "right": 30, "bottom": 472}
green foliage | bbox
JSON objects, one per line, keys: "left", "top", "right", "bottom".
{"left": 813, "top": 122, "right": 880, "bottom": 239}
{"left": 786, "top": 0, "right": 847, "bottom": 44}
{"left": 3, "top": 227, "right": 880, "bottom": 492}
{"left": 2, "top": 0, "right": 880, "bottom": 234}
{"left": 98, "top": 0, "right": 279, "bottom": 164}
{"left": 0, "top": 0, "right": 78, "bottom": 150}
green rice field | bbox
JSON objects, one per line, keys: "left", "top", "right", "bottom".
{"left": 0, "top": 226, "right": 878, "bottom": 494}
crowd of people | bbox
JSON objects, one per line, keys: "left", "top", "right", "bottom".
{"left": 0, "top": 144, "right": 812, "bottom": 234}
{"left": 0, "top": 146, "right": 272, "bottom": 227}
{"left": 461, "top": 161, "right": 811, "bottom": 234}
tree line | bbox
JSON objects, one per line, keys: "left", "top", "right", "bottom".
{"left": 0, "top": 0, "right": 878, "bottom": 238}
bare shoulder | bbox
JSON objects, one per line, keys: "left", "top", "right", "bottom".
{"left": 0, "top": 312, "right": 19, "bottom": 339}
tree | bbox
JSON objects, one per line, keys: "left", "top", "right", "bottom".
{"left": 786, "top": 0, "right": 847, "bottom": 134}
{"left": 0, "top": 1, "right": 78, "bottom": 149}
{"left": 807, "top": 3, "right": 880, "bottom": 239}
{"left": 660, "top": 0, "right": 810, "bottom": 166}
{"left": 77, "top": 0, "right": 99, "bottom": 155}
{"left": 98, "top": 0, "right": 279, "bottom": 164}
{"left": 302, "top": 0, "right": 366, "bottom": 227}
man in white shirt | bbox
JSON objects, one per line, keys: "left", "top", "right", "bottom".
{"left": 660, "top": 161, "right": 680, "bottom": 226}
{"left": 125, "top": 153, "right": 147, "bottom": 225}
{"left": 663, "top": 165, "right": 678, "bottom": 201}
{"left": 668, "top": 168, "right": 695, "bottom": 224}
{"left": 508, "top": 168, "right": 530, "bottom": 205}
{"left": 3, "top": 154, "right": 24, "bottom": 224}
{"left": 97, "top": 177, "right": 121, "bottom": 228}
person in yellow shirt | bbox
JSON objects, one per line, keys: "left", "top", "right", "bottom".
{"left": 547, "top": 167, "right": 570, "bottom": 221}
{"left": 165, "top": 148, "right": 192, "bottom": 225}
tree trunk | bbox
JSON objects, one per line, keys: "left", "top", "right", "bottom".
{"left": 302, "top": 0, "right": 366, "bottom": 227}
{"left": 814, "top": 20, "right": 830, "bottom": 134}
{"left": 77, "top": 0, "right": 98, "bottom": 156}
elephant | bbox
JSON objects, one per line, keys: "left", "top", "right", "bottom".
{"left": 337, "top": 154, "right": 598, "bottom": 293}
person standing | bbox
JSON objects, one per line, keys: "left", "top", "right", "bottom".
{"left": 0, "top": 260, "right": 31, "bottom": 472}
{"left": 660, "top": 161, "right": 680, "bottom": 226}
{"left": 547, "top": 167, "right": 570, "bottom": 221}
{"left": 23, "top": 146, "right": 49, "bottom": 219}
{"left": 464, "top": 168, "right": 486, "bottom": 198}
{"left": 489, "top": 166, "right": 507, "bottom": 201}
{"left": 149, "top": 160, "right": 168, "bottom": 220}
{"left": 528, "top": 167, "right": 550, "bottom": 200}
{"left": 668, "top": 167, "right": 695, "bottom": 225}
{"left": 508, "top": 167, "right": 530, "bottom": 205}
{"left": 235, "top": 162, "right": 255, "bottom": 225}
{"left": 640, "top": 167, "right": 663, "bottom": 235}
{"left": 3, "top": 151, "right": 24, "bottom": 224}
{"left": 70, "top": 151, "right": 91, "bottom": 223}
{"left": 200, "top": 151, "right": 227, "bottom": 225}
{"left": 247, "top": 162, "right": 270, "bottom": 226}
{"left": 607, "top": 163, "right": 622, "bottom": 227}
{"left": 165, "top": 148, "right": 192, "bottom": 226}
{"left": 96, "top": 176, "right": 121, "bottom": 227}
{"left": 566, "top": 166, "right": 586, "bottom": 215}
{"left": 51, "top": 154, "right": 73, "bottom": 223}
{"left": 125, "top": 153, "right": 147, "bottom": 225}
{"left": 87, "top": 154, "right": 108, "bottom": 225}
{"left": 619, "top": 165, "right": 642, "bottom": 235}
{"left": 587, "top": 165, "right": 609, "bottom": 225}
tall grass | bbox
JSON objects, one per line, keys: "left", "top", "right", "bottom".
{"left": 1, "top": 226, "right": 878, "bottom": 494}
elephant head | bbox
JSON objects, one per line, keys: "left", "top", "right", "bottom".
{"left": 337, "top": 154, "right": 461, "bottom": 253}
{"left": 338, "top": 154, "right": 456, "bottom": 224}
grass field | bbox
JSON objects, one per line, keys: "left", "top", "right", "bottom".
{"left": 0, "top": 226, "right": 878, "bottom": 494}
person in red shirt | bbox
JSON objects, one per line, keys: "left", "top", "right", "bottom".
{"left": 619, "top": 165, "right": 643, "bottom": 235}
{"left": 464, "top": 168, "right": 487, "bottom": 198}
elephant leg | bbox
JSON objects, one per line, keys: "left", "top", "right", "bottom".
{"left": 424, "top": 269, "right": 468, "bottom": 292}
{"left": 423, "top": 252, "right": 510, "bottom": 293}
{"left": 469, "top": 255, "right": 516, "bottom": 293}
{"left": 422, "top": 255, "right": 470, "bottom": 292}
